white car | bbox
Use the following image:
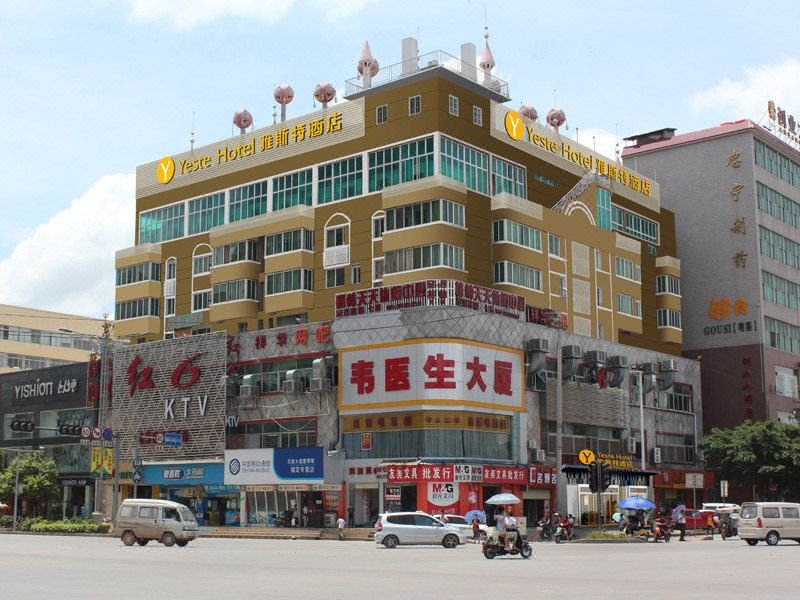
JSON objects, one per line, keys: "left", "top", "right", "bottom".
{"left": 374, "top": 512, "right": 468, "bottom": 549}
{"left": 439, "top": 514, "right": 490, "bottom": 539}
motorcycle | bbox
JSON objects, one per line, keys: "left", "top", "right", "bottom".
{"left": 652, "top": 519, "right": 672, "bottom": 543}
{"left": 554, "top": 521, "right": 577, "bottom": 543}
{"left": 482, "top": 528, "right": 533, "bottom": 559}
{"left": 536, "top": 519, "right": 553, "bottom": 542}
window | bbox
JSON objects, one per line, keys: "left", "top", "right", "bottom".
{"left": 138, "top": 507, "right": 158, "bottom": 519}
{"left": 617, "top": 293, "right": 641, "bottom": 317}
{"left": 655, "top": 433, "right": 695, "bottom": 463}
{"left": 755, "top": 138, "right": 800, "bottom": 192}
{"left": 440, "top": 137, "right": 489, "bottom": 194}
{"left": 409, "top": 95, "right": 421, "bottom": 116}
{"left": 325, "top": 267, "right": 345, "bottom": 288}
{"left": 166, "top": 259, "right": 176, "bottom": 280}
{"left": 372, "top": 215, "right": 385, "bottom": 239}
{"left": 139, "top": 203, "right": 185, "bottom": 244}
{"left": 325, "top": 225, "right": 348, "bottom": 248}
{"left": 266, "top": 269, "right": 314, "bottom": 295}
{"left": 192, "top": 290, "right": 211, "bottom": 311}
{"left": 657, "top": 382, "right": 693, "bottom": 413}
{"left": 115, "top": 298, "right": 160, "bottom": 320}
{"left": 596, "top": 188, "right": 612, "bottom": 231}
{"left": 265, "top": 229, "right": 314, "bottom": 256}
{"left": 188, "top": 192, "right": 225, "bottom": 235}
{"left": 765, "top": 317, "right": 800, "bottom": 354}
{"left": 351, "top": 264, "right": 361, "bottom": 285}
{"left": 760, "top": 226, "right": 800, "bottom": 270}
{"left": 385, "top": 199, "right": 465, "bottom": 231}
{"left": 656, "top": 275, "right": 681, "bottom": 296}
{"left": 384, "top": 243, "right": 464, "bottom": 274}
{"left": 764, "top": 270, "right": 800, "bottom": 310}
{"left": 491, "top": 156, "right": 526, "bottom": 198}
{"left": 594, "top": 249, "right": 605, "bottom": 271}
{"left": 192, "top": 254, "right": 212, "bottom": 275}
{"left": 533, "top": 173, "right": 557, "bottom": 188}
{"left": 192, "top": 327, "right": 211, "bottom": 335}
{"left": 229, "top": 180, "right": 268, "bottom": 222}
{"left": 212, "top": 279, "right": 258, "bottom": 304}
{"left": 116, "top": 262, "right": 161, "bottom": 286}
{"left": 657, "top": 308, "right": 682, "bottom": 329}
{"left": 213, "top": 240, "right": 259, "bottom": 266}
{"left": 774, "top": 366, "right": 798, "bottom": 399}
{"left": 611, "top": 204, "right": 659, "bottom": 244}
{"left": 762, "top": 507, "right": 780, "bottom": 519}
{"left": 368, "top": 136, "right": 434, "bottom": 192}
{"left": 473, "top": 105, "right": 483, "bottom": 126}
{"left": 448, "top": 95, "right": 459, "bottom": 116}
{"left": 165, "top": 297, "right": 175, "bottom": 317}
{"left": 373, "top": 258, "right": 384, "bottom": 284}
{"left": 596, "top": 287, "right": 603, "bottom": 307}
{"left": 615, "top": 257, "right": 641, "bottom": 282}
{"left": 376, "top": 104, "right": 388, "bottom": 124}
{"left": 783, "top": 507, "right": 800, "bottom": 519}
{"left": 492, "top": 220, "right": 541, "bottom": 251}
{"left": 272, "top": 168, "right": 313, "bottom": 211}
{"left": 757, "top": 181, "right": 800, "bottom": 230}
{"left": 318, "top": 156, "right": 363, "bottom": 204}
{"left": 493, "top": 261, "right": 542, "bottom": 291}
{"left": 548, "top": 233, "right": 561, "bottom": 257}
{"left": 119, "top": 506, "right": 136, "bottom": 518}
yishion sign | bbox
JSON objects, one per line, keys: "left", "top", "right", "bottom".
{"left": 111, "top": 332, "right": 227, "bottom": 461}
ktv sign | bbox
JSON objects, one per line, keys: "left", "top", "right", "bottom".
{"left": 338, "top": 339, "right": 524, "bottom": 413}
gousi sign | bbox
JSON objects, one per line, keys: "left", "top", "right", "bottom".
{"left": 503, "top": 109, "right": 653, "bottom": 197}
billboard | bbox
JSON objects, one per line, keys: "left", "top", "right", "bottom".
{"left": 224, "top": 447, "right": 324, "bottom": 485}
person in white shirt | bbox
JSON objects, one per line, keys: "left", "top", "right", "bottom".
{"left": 494, "top": 509, "right": 506, "bottom": 548}
{"left": 336, "top": 515, "right": 346, "bottom": 540}
{"left": 504, "top": 508, "right": 518, "bottom": 551}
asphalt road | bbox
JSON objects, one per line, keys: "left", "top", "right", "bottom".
{"left": 0, "top": 534, "right": 795, "bottom": 600}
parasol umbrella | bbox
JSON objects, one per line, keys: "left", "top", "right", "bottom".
{"left": 671, "top": 504, "right": 686, "bottom": 522}
{"left": 485, "top": 493, "right": 521, "bottom": 505}
{"left": 617, "top": 496, "right": 656, "bottom": 510}
{"left": 465, "top": 509, "right": 486, "bottom": 524}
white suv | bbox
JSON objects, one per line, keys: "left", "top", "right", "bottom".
{"left": 374, "top": 512, "right": 467, "bottom": 549}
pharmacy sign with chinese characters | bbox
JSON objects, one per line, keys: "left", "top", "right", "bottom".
{"left": 338, "top": 339, "right": 524, "bottom": 413}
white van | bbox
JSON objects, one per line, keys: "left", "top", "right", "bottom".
{"left": 737, "top": 502, "right": 800, "bottom": 546}
{"left": 116, "top": 499, "right": 199, "bottom": 547}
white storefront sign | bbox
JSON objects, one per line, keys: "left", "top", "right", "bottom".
{"left": 428, "top": 482, "right": 459, "bottom": 507}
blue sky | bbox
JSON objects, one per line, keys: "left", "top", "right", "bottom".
{"left": 1, "top": 0, "right": 799, "bottom": 317}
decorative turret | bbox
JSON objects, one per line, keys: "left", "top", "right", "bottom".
{"left": 232, "top": 109, "right": 253, "bottom": 134}
{"left": 519, "top": 104, "right": 538, "bottom": 122}
{"left": 313, "top": 82, "right": 336, "bottom": 108}
{"left": 274, "top": 83, "right": 294, "bottom": 123}
{"left": 546, "top": 108, "right": 566, "bottom": 134}
{"left": 357, "top": 41, "right": 379, "bottom": 88}
{"left": 478, "top": 26, "right": 496, "bottom": 87}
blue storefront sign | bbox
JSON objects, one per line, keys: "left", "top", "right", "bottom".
{"left": 275, "top": 447, "right": 324, "bottom": 480}
{"left": 224, "top": 447, "right": 324, "bottom": 485}
{"left": 142, "top": 462, "right": 224, "bottom": 486}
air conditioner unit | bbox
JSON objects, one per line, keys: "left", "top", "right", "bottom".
{"left": 240, "top": 385, "right": 259, "bottom": 398}
{"left": 323, "top": 245, "right": 350, "bottom": 269}
{"left": 652, "top": 447, "right": 663, "bottom": 464}
{"left": 282, "top": 380, "right": 305, "bottom": 393}
{"left": 527, "top": 440, "right": 538, "bottom": 450}
{"left": 626, "top": 437, "right": 637, "bottom": 454}
{"left": 310, "top": 378, "right": 331, "bottom": 392}
{"left": 584, "top": 350, "right": 607, "bottom": 365}
{"left": 535, "top": 449, "right": 546, "bottom": 463}
{"left": 524, "top": 339, "right": 549, "bottom": 353}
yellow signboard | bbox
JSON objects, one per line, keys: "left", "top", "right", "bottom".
{"left": 597, "top": 452, "right": 635, "bottom": 470}
{"left": 103, "top": 448, "right": 114, "bottom": 476}
{"left": 503, "top": 109, "right": 652, "bottom": 197}
{"left": 90, "top": 447, "right": 102, "bottom": 474}
{"left": 578, "top": 449, "right": 596, "bottom": 465}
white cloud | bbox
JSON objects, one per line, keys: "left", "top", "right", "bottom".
{"left": 127, "top": 0, "right": 378, "bottom": 29}
{"left": 688, "top": 59, "right": 800, "bottom": 120}
{"left": 0, "top": 174, "right": 135, "bottom": 318}
{"left": 572, "top": 128, "right": 621, "bottom": 163}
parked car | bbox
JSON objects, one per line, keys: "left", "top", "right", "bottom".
{"left": 438, "top": 514, "right": 490, "bottom": 539}
{"left": 115, "top": 498, "right": 199, "bottom": 547}
{"left": 374, "top": 512, "right": 467, "bottom": 549}
{"left": 737, "top": 502, "right": 800, "bottom": 546}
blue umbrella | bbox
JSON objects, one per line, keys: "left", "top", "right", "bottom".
{"left": 617, "top": 496, "right": 656, "bottom": 510}
{"left": 465, "top": 509, "right": 486, "bottom": 524}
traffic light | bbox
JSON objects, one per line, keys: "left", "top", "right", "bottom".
{"left": 10, "top": 420, "right": 35, "bottom": 432}
{"left": 599, "top": 462, "right": 612, "bottom": 492}
{"left": 588, "top": 461, "right": 599, "bottom": 493}
{"left": 58, "top": 424, "right": 82, "bottom": 436}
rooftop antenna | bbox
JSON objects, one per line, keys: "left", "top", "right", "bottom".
{"left": 190, "top": 111, "right": 196, "bottom": 150}
{"left": 615, "top": 123, "right": 621, "bottom": 163}
{"left": 593, "top": 136, "right": 596, "bottom": 152}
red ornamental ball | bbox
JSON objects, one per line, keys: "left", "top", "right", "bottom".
{"left": 546, "top": 108, "right": 566, "bottom": 128}
{"left": 314, "top": 82, "right": 336, "bottom": 104}
{"left": 274, "top": 83, "right": 295, "bottom": 105}
{"left": 357, "top": 58, "right": 380, "bottom": 77}
{"left": 233, "top": 109, "right": 253, "bottom": 130}
{"left": 519, "top": 105, "right": 538, "bottom": 121}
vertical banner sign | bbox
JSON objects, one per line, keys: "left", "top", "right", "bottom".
{"left": 103, "top": 448, "right": 114, "bottom": 475}
{"left": 91, "top": 447, "right": 102, "bottom": 474}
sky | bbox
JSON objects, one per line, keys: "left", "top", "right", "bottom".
{"left": 1, "top": 0, "right": 799, "bottom": 319}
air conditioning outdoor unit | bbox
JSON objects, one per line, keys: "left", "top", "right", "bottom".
{"left": 626, "top": 437, "right": 637, "bottom": 454}
{"left": 310, "top": 378, "right": 331, "bottom": 392}
{"left": 282, "top": 380, "right": 305, "bottom": 393}
{"left": 527, "top": 440, "right": 538, "bottom": 450}
{"left": 652, "top": 447, "right": 663, "bottom": 464}
{"left": 240, "top": 385, "right": 259, "bottom": 397}
{"left": 535, "top": 449, "right": 546, "bottom": 463}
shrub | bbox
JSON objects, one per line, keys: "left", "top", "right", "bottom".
{"left": 18, "top": 517, "right": 46, "bottom": 531}
{"left": 29, "top": 518, "right": 106, "bottom": 534}
{"left": 0, "top": 515, "right": 13, "bottom": 529}
{"left": 585, "top": 531, "right": 626, "bottom": 541}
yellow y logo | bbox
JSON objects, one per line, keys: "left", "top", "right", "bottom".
{"left": 156, "top": 157, "right": 175, "bottom": 184}
{"left": 504, "top": 110, "right": 524, "bottom": 141}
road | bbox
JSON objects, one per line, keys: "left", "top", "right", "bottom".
{"left": 0, "top": 534, "right": 795, "bottom": 599}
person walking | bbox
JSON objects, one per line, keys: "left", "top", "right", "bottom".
{"left": 337, "top": 514, "right": 346, "bottom": 540}
{"left": 302, "top": 505, "right": 309, "bottom": 528}
{"left": 347, "top": 506, "right": 354, "bottom": 528}
{"left": 677, "top": 508, "right": 687, "bottom": 541}
{"left": 471, "top": 515, "right": 481, "bottom": 542}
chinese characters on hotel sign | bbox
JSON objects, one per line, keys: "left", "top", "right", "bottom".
{"left": 338, "top": 339, "right": 524, "bottom": 413}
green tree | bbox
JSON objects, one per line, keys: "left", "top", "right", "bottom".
{"left": 0, "top": 451, "right": 60, "bottom": 514}
{"left": 701, "top": 420, "right": 800, "bottom": 501}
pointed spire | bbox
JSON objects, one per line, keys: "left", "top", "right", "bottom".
{"left": 479, "top": 26, "right": 495, "bottom": 72}
{"left": 359, "top": 40, "right": 375, "bottom": 67}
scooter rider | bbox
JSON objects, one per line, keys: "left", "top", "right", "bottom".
{"left": 537, "top": 512, "right": 552, "bottom": 540}
{"left": 504, "top": 508, "right": 518, "bottom": 551}
{"left": 494, "top": 508, "right": 507, "bottom": 549}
